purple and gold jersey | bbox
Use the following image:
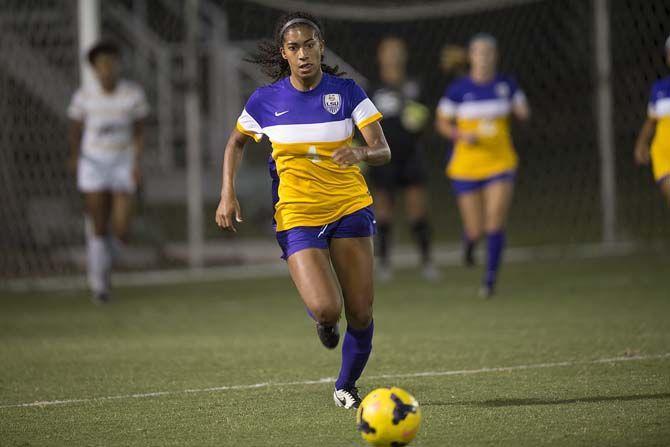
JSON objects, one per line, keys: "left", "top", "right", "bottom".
{"left": 236, "top": 74, "right": 382, "bottom": 231}
{"left": 437, "top": 74, "right": 526, "bottom": 180}
{"left": 648, "top": 76, "right": 670, "bottom": 181}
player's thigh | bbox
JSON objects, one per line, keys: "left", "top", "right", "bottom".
{"left": 111, "top": 192, "right": 134, "bottom": 241}
{"left": 482, "top": 179, "right": 514, "bottom": 232}
{"left": 83, "top": 191, "right": 112, "bottom": 235}
{"left": 329, "top": 237, "right": 374, "bottom": 329}
{"left": 456, "top": 190, "right": 484, "bottom": 239}
{"left": 286, "top": 248, "right": 342, "bottom": 324}
{"left": 404, "top": 184, "right": 427, "bottom": 221}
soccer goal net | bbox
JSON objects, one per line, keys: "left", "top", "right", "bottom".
{"left": 1, "top": 0, "right": 669, "bottom": 281}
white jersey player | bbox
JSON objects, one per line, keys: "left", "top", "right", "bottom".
{"left": 67, "top": 41, "right": 149, "bottom": 303}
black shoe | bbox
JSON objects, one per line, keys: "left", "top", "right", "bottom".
{"left": 334, "top": 387, "right": 362, "bottom": 409}
{"left": 316, "top": 323, "right": 340, "bottom": 349}
{"left": 91, "top": 291, "right": 110, "bottom": 305}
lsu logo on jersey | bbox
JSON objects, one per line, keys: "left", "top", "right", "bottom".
{"left": 323, "top": 93, "right": 342, "bottom": 114}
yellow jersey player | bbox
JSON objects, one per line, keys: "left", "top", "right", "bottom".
{"left": 215, "top": 12, "right": 391, "bottom": 410}
{"left": 435, "top": 33, "right": 529, "bottom": 298}
{"left": 635, "top": 34, "right": 670, "bottom": 207}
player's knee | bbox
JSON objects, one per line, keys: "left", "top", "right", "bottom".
{"left": 312, "top": 304, "right": 341, "bottom": 326}
{"left": 345, "top": 305, "right": 373, "bottom": 329}
{"left": 466, "top": 228, "right": 483, "bottom": 241}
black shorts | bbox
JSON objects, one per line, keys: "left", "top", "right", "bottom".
{"left": 368, "top": 147, "right": 427, "bottom": 192}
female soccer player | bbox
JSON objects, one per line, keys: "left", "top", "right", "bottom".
{"left": 67, "top": 41, "right": 149, "bottom": 303}
{"left": 635, "top": 35, "right": 670, "bottom": 207}
{"left": 215, "top": 12, "right": 391, "bottom": 409}
{"left": 369, "top": 36, "right": 437, "bottom": 282}
{"left": 435, "top": 33, "right": 529, "bottom": 298}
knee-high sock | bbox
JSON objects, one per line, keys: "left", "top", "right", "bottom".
{"left": 376, "top": 223, "right": 391, "bottom": 266}
{"left": 87, "top": 235, "right": 111, "bottom": 294}
{"left": 485, "top": 231, "right": 506, "bottom": 287}
{"left": 335, "top": 320, "right": 374, "bottom": 389}
{"left": 411, "top": 219, "right": 432, "bottom": 265}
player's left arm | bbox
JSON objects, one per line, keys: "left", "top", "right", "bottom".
{"left": 511, "top": 90, "right": 530, "bottom": 122}
{"left": 132, "top": 118, "right": 146, "bottom": 184}
{"left": 332, "top": 121, "right": 391, "bottom": 167}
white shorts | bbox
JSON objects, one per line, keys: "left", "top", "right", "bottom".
{"left": 77, "top": 153, "right": 136, "bottom": 193}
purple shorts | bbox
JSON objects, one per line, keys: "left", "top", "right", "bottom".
{"left": 451, "top": 170, "right": 516, "bottom": 195}
{"left": 276, "top": 206, "right": 376, "bottom": 260}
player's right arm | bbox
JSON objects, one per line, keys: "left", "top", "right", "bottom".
{"left": 634, "top": 117, "right": 656, "bottom": 165}
{"left": 434, "top": 83, "right": 477, "bottom": 144}
{"left": 67, "top": 119, "right": 83, "bottom": 174}
{"left": 215, "top": 128, "right": 251, "bottom": 232}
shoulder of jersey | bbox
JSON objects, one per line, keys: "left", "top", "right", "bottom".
{"left": 117, "top": 79, "right": 145, "bottom": 95}
{"left": 653, "top": 76, "right": 670, "bottom": 91}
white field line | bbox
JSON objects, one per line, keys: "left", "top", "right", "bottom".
{"left": 1, "top": 352, "right": 668, "bottom": 410}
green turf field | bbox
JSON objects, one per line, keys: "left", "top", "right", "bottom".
{"left": 1, "top": 254, "right": 669, "bottom": 446}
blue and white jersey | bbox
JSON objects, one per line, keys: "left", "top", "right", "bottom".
{"left": 236, "top": 73, "right": 382, "bottom": 231}
{"left": 437, "top": 74, "right": 526, "bottom": 179}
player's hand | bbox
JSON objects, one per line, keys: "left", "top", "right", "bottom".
{"left": 634, "top": 143, "right": 650, "bottom": 165}
{"left": 215, "top": 194, "right": 243, "bottom": 232}
{"left": 457, "top": 131, "right": 478, "bottom": 145}
{"left": 332, "top": 146, "right": 366, "bottom": 167}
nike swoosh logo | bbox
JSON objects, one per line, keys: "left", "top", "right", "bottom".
{"left": 274, "top": 110, "right": 289, "bottom": 116}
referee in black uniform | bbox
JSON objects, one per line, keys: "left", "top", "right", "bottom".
{"left": 368, "top": 36, "right": 438, "bottom": 281}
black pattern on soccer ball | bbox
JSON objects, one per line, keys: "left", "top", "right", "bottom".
{"left": 357, "top": 408, "right": 377, "bottom": 434}
{"left": 391, "top": 393, "right": 417, "bottom": 425}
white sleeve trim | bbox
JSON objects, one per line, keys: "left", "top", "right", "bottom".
{"left": 512, "top": 90, "right": 527, "bottom": 107}
{"left": 351, "top": 98, "right": 380, "bottom": 126}
{"left": 648, "top": 103, "right": 657, "bottom": 118}
{"left": 67, "top": 90, "right": 85, "bottom": 120}
{"left": 437, "top": 97, "right": 456, "bottom": 117}
{"left": 237, "top": 109, "right": 263, "bottom": 141}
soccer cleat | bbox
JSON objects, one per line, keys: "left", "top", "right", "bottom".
{"left": 479, "top": 284, "right": 495, "bottom": 299}
{"left": 316, "top": 323, "right": 340, "bottom": 349}
{"left": 421, "top": 262, "right": 441, "bottom": 281}
{"left": 90, "top": 291, "right": 110, "bottom": 305}
{"left": 376, "top": 264, "right": 393, "bottom": 283}
{"left": 334, "top": 387, "right": 362, "bottom": 409}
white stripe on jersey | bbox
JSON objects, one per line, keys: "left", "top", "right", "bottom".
{"left": 454, "top": 98, "right": 512, "bottom": 120}
{"left": 437, "top": 98, "right": 457, "bottom": 117}
{"left": 263, "top": 119, "right": 354, "bottom": 144}
{"left": 650, "top": 97, "right": 670, "bottom": 118}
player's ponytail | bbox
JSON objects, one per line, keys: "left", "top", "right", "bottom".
{"left": 247, "top": 11, "right": 344, "bottom": 82}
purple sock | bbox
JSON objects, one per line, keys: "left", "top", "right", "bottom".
{"left": 335, "top": 320, "right": 374, "bottom": 390}
{"left": 485, "top": 231, "right": 506, "bottom": 288}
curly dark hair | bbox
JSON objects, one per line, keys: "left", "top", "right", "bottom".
{"left": 87, "top": 40, "right": 120, "bottom": 65}
{"left": 247, "top": 11, "right": 343, "bottom": 82}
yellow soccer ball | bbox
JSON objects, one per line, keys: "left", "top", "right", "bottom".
{"left": 356, "top": 387, "right": 421, "bottom": 447}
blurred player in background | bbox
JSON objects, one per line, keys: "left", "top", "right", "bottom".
{"left": 369, "top": 36, "right": 436, "bottom": 281}
{"left": 67, "top": 41, "right": 148, "bottom": 303}
{"left": 216, "top": 12, "right": 391, "bottom": 409}
{"left": 435, "top": 33, "right": 529, "bottom": 298}
{"left": 634, "top": 35, "right": 670, "bottom": 207}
